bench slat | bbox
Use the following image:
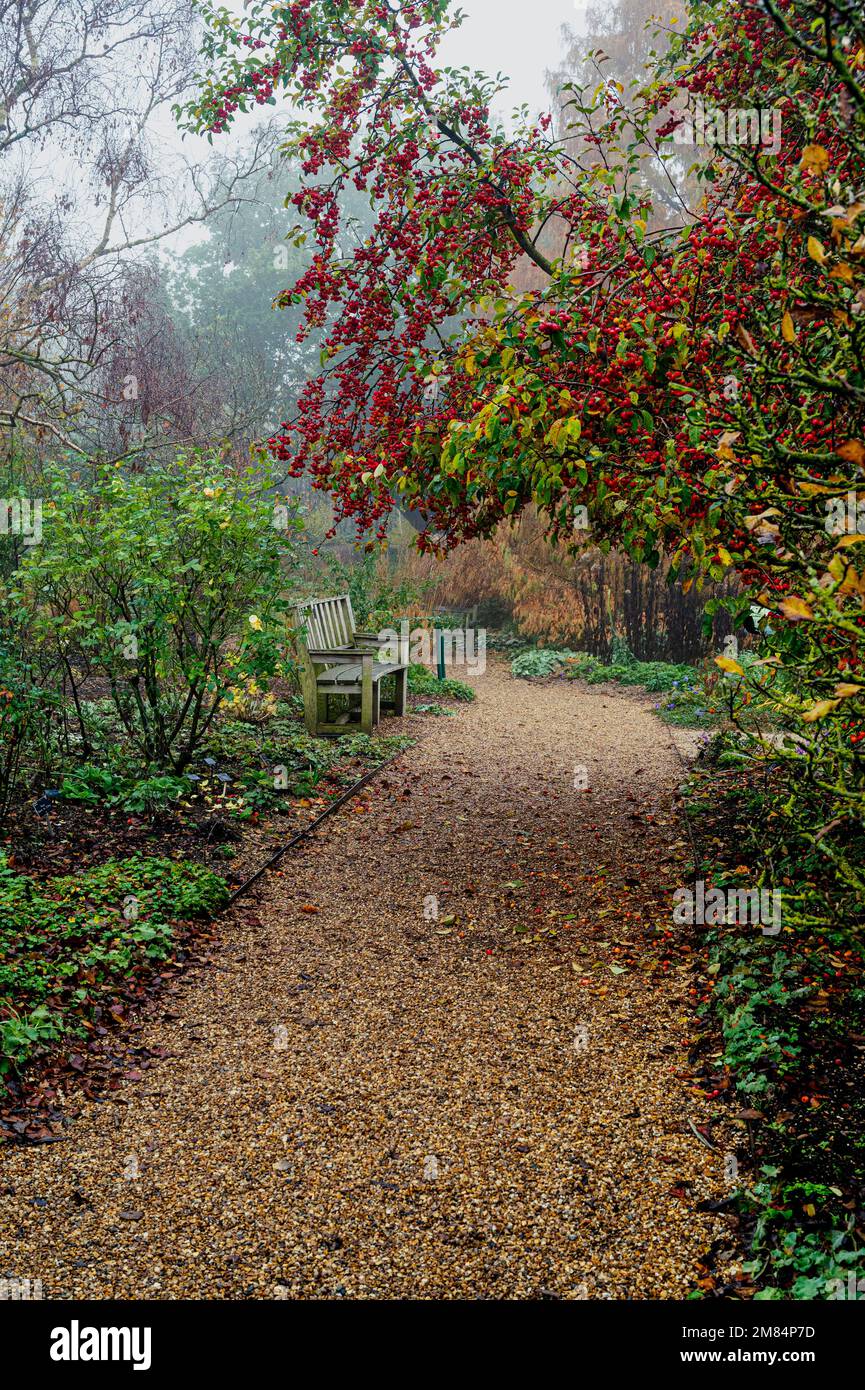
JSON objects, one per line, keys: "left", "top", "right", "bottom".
{"left": 318, "top": 661, "right": 403, "bottom": 687}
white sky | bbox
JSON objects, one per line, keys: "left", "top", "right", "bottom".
{"left": 439, "top": 0, "right": 588, "bottom": 118}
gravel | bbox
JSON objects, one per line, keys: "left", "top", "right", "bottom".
{"left": 0, "top": 660, "right": 731, "bottom": 1299}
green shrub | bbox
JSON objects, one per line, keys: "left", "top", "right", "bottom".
{"left": 408, "top": 663, "right": 475, "bottom": 701}
{"left": 0, "top": 609, "right": 54, "bottom": 822}
{"left": 0, "top": 1006, "right": 61, "bottom": 1075}
{"left": 11, "top": 452, "right": 299, "bottom": 773}
{"left": 60, "top": 764, "right": 126, "bottom": 804}
{"left": 118, "top": 776, "right": 191, "bottom": 816}
{"left": 510, "top": 648, "right": 582, "bottom": 679}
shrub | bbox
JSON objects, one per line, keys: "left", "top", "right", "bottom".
{"left": 12, "top": 452, "right": 299, "bottom": 773}
{"left": 510, "top": 648, "right": 582, "bottom": 679}
{"left": 59, "top": 764, "right": 126, "bottom": 804}
{"left": 408, "top": 663, "right": 475, "bottom": 700}
{"left": 0, "top": 606, "right": 55, "bottom": 823}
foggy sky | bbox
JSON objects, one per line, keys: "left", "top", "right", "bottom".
{"left": 439, "top": 0, "right": 588, "bottom": 118}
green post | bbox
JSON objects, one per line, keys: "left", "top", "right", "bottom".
{"left": 437, "top": 629, "right": 446, "bottom": 681}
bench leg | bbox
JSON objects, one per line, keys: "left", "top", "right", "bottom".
{"left": 316, "top": 692, "right": 328, "bottom": 735}
{"left": 395, "top": 666, "right": 408, "bottom": 716}
{"left": 361, "top": 656, "right": 374, "bottom": 735}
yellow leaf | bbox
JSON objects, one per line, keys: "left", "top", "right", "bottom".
{"left": 781, "top": 311, "right": 797, "bottom": 343}
{"left": 837, "top": 440, "right": 865, "bottom": 467}
{"left": 835, "top": 683, "right": 863, "bottom": 698}
{"left": 835, "top": 533, "right": 865, "bottom": 548}
{"left": 808, "top": 236, "right": 827, "bottom": 265}
{"left": 801, "top": 144, "right": 829, "bottom": 174}
{"left": 802, "top": 699, "right": 841, "bottom": 721}
{"left": 715, "top": 656, "right": 745, "bottom": 676}
{"left": 779, "top": 596, "right": 814, "bottom": 621}
{"left": 799, "top": 481, "right": 840, "bottom": 495}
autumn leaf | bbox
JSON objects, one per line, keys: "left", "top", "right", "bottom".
{"left": 837, "top": 440, "right": 865, "bottom": 467}
{"left": 800, "top": 143, "right": 829, "bottom": 174}
{"left": 802, "top": 699, "right": 841, "bottom": 721}
{"left": 715, "top": 656, "right": 745, "bottom": 676}
{"left": 779, "top": 596, "right": 814, "bottom": 621}
{"left": 807, "top": 236, "right": 827, "bottom": 265}
{"left": 781, "top": 311, "right": 797, "bottom": 343}
{"left": 835, "top": 683, "right": 863, "bottom": 698}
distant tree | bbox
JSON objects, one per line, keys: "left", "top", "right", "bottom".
{"left": 165, "top": 171, "right": 315, "bottom": 443}
{"left": 0, "top": 0, "right": 279, "bottom": 459}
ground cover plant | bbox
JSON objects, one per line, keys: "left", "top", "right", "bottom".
{"left": 0, "top": 855, "right": 229, "bottom": 1082}
{"left": 683, "top": 742, "right": 865, "bottom": 1298}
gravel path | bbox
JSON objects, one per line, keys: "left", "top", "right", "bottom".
{"left": 0, "top": 662, "right": 730, "bottom": 1300}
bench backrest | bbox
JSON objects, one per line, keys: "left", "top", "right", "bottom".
{"left": 295, "top": 594, "right": 357, "bottom": 653}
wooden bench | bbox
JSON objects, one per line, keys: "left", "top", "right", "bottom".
{"left": 292, "top": 593, "right": 409, "bottom": 736}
